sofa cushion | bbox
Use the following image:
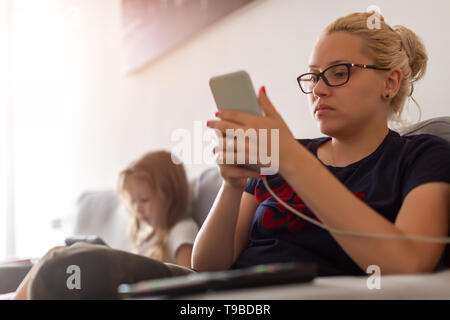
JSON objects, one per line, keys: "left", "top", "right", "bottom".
{"left": 398, "top": 116, "right": 450, "bottom": 142}
{"left": 190, "top": 167, "right": 223, "bottom": 226}
{"left": 73, "top": 190, "right": 131, "bottom": 251}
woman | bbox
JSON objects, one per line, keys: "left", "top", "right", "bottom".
{"left": 193, "top": 11, "right": 449, "bottom": 276}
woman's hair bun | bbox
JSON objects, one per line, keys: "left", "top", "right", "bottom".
{"left": 393, "top": 25, "right": 428, "bottom": 83}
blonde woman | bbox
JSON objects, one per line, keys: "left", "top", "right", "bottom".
{"left": 194, "top": 11, "right": 449, "bottom": 275}
{"left": 117, "top": 150, "right": 198, "bottom": 267}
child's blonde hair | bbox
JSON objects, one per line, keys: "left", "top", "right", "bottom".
{"left": 323, "top": 11, "right": 428, "bottom": 129}
{"left": 117, "top": 150, "right": 189, "bottom": 261}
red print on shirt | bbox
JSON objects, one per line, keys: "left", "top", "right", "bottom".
{"left": 255, "top": 182, "right": 366, "bottom": 233}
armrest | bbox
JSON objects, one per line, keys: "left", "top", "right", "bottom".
{"left": 0, "top": 262, "right": 34, "bottom": 294}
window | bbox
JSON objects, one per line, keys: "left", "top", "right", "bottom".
{"left": 0, "top": 0, "right": 14, "bottom": 260}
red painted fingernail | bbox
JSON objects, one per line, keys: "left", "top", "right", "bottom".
{"left": 261, "top": 86, "right": 266, "bottom": 95}
{"left": 206, "top": 121, "right": 210, "bottom": 127}
{"left": 215, "top": 112, "right": 219, "bottom": 117}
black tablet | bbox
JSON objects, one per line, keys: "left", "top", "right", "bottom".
{"left": 118, "top": 262, "right": 317, "bottom": 299}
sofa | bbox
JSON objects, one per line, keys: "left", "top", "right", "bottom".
{"left": 1, "top": 116, "right": 449, "bottom": 297}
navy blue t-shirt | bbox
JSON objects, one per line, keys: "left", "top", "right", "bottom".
{"left": 230, "top": 129, "right": 450, "bottom": 276}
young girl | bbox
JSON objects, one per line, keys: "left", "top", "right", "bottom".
{"left": 193, "top": 11, "right": 450, "bottom": 276}
{"left": 12, "top": 150, "right": 198, "bottom": 299}
{"left": 117, "top": 150, "right": 198, "bottom": 267}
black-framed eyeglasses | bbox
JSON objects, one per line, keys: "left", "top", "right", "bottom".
{"left": 297, "top": 63, "right": 391, "bottom": 94}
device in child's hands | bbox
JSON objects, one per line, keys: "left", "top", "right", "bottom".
{"left": 65, "top": 235, "right": 109, "bottom": 247}
{"left": 209, "top": 70, "right": 262, "bottom": 172}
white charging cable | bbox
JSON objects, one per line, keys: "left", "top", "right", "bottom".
{"left": 261, "top": 176, "right": 450, "bottom": 244}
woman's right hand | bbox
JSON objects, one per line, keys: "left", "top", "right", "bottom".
{"left": 212, "top": 146, "right": 261, "bottom": 190}
{"left": 194, "top": 145, "right": 260, "bottom": 272}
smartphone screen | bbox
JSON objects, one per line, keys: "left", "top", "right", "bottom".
{"left": 209, "top": 70, "right": 262, "bottom": 172}
{"left": 209, "top": 70, "right": 262, "bottom": 115}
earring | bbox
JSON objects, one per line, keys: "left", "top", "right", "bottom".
{"left": 386, "top": 94, "right": 390, "bottom": 99}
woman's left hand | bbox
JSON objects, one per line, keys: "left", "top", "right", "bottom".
{"left": 206, "top": 86, "right": 298, "bottom": 175}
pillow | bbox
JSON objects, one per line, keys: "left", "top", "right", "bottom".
{"left": 398, "top": 116, "right": 450, "bottom": 142}
{"left": 190, "top": 167, "right": 223, "bottom": 227}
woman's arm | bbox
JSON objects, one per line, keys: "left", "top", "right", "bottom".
{"left": 192, "top": 182, "right": 258, "bottom": 271}
{"left": 280, "top": 139, "right": 449, "bottom": 274}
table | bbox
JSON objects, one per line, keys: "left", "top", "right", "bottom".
{"left": 181, "top": 269, "right": 450, "bottom": 300}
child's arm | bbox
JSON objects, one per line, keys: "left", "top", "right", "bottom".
{"left": 175, "top": 244, "right": 193, "bottom": 269}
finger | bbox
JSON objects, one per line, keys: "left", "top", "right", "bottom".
{"left": 223, "top": 136, "right": 259, "bottom": 165}
{"left": 214, "top": 135, "right": 266, "bottom": 166}
{"left": 258, "top": 86, "right": 280, "bottom": 118}
{"left": 215, "top": 150, "right": 245, "bottom": 166}
{"left": 215, "top": 148, "right": 262, "bottom": 168}
{"left": 218, "top": 164, "right": 261, "bottom": 179}
{"left": 207, "top": 119, "right": 248, "bottom": 135}
{"left": 212, "top": 136, "right": 236, "bottom": 154}
{"left": 216, "top": 110, "right": 262, "bottom": 127}
{"left": 215, "top": 151, "right": 238, "bottom": 165}
{"left": 210, "top": 127, "right": 225, "bottom": 138}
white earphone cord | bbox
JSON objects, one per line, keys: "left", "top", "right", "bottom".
{"left": 261, "top": 177, "right": 450, "bottom": 244}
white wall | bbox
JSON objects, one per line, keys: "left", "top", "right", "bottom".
{"left": 0, "top": 0, "right": 11, "bottom": 259}
{"left": 8, "top": 0, "right": 450, "bottom": 258}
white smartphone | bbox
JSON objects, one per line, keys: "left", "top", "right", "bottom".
{"left": 209, "top": 70, "right": 262, "bottom": 172}
{"left": 209, "top": 70, "right": 262, "bottom": 116}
